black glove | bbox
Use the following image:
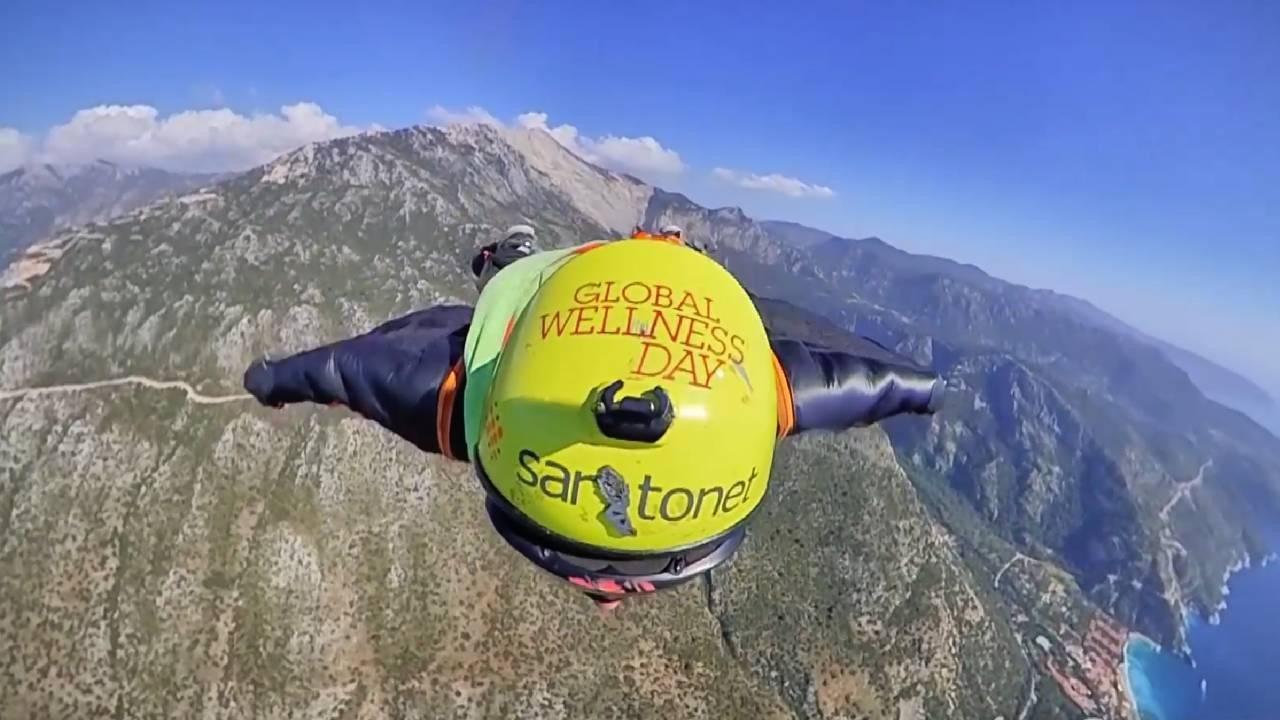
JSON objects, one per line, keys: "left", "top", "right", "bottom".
{"left": 243, "top": 358, "right": 281, "bottom": 407}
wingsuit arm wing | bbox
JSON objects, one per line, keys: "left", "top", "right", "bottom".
{"left": 242, "top": 304, "right": 474, "bottom": 459}
{"left": 771, "top": 333, "right": 944, "bottom": 436}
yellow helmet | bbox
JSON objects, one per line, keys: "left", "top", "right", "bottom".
{"left": 475, "top": 239, "right": 779, "bottom": 561}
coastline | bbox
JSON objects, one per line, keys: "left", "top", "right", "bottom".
{"left": 1124, "top": 530, "right": 1280, "bottom": 719}
{"left": 1120, "top": 635, "right": 1141, "bottom": 720}
{"left": 1206, "top": 550, "right": 1274, "bottom": 626}
{"left": 1125, "top": 551, "right": 1257, "bottom": 718}
{"left": 1121, "top": 630, "right": 1172, "bottom": 712}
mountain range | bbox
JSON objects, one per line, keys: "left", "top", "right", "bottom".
{"left": 758, "top": 214, "right": 1280, "bottom": 633}
{"left": 0, "top": 159, "right": 224, "bottom": 269}
{"left": 763, "top": 218, "right": 1280, "bottom": 436}
{"left": 3, "top": 122, "right": 1278, "bottom": 719}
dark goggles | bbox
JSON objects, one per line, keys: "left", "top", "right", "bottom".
{"left": 502, "top": 232, "right": 536, "bottom": 247}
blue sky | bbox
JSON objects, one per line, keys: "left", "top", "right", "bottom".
{"left": 3, "top": 1, "right": 1277, "bottom": 395}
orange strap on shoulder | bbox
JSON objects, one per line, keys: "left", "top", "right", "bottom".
{"left": 771, "top": 351, "right": 796, "bottom": 438}
{"left": 573, "top": 241, "right": 607, "bottom": 254}
{"left": 435, "top": 359, "right": 464, "bottom": 459}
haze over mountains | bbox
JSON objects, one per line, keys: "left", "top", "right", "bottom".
{"left": 0, "top": 159, "right": 224, "bottom": 267}
{"left": 2, "top": 122, "right": 1278, "bottom": 719}
{"left": 762, "top": 220, "right": 1280, "bottom": 437}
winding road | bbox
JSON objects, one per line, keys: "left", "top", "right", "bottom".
{"left": 1015, "top": 673, "right": 1038, "bottom": 720}
{"left": 0, "top": 376, "right": 252, "bottom": 405}
{"left": 992, "top": 551, "right": 1040, "bottom": 719}
{"left": 1161, "top": 459, "right": 1212, "bottom": 521}
{"left": 1156, "top": 458, "right": 1213, "bottom": 635}
{"left": 994, "top": 553, "right": 1027, "bottom": 590}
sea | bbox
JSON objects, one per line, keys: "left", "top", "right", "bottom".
{"left": 1125, "top": 535, "right": 1280, "bottom": 720}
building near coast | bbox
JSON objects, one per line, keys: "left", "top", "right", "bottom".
{"left": 1042, "top": 612, "right": 1132, "bottom": 718}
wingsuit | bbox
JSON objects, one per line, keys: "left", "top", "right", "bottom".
{"left": 243, "top": 232, "right": 944, "bottom": 607}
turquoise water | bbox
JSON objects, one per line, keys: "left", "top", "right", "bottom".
{"left": 1125, "top": 636, "right": 1202, "bottom": 720}
{"left": 1126, "top": 546, "right": 1280, "bottom": 720}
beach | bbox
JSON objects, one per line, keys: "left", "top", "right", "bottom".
{"left": 1121, "top": 633, "right": 1166, "bottom": 720}
{"left": 1119, "top": 636, "right": 1140, "bottom": 720}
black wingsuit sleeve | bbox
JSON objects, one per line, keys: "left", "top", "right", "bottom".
{"left": 242, "top": 304, "right": 474, "bottom": 458}
{"left": 772, "top": 333, "right": 944, "bottom": 435}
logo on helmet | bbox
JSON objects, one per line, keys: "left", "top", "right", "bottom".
{"left": 516, "top": 450, "right": 759, "bottom": 529}
{"left": 478, "top": 239, "right": 776, "bottom": 553}
{"left": 595, "top": 465, "right": 637, "bottom": 537}
{"left": 536, "top": 280, "right": 750, "bottom": 391}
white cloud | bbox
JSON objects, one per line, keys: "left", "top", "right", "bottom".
{"left": 513, "top": 112, "right": 580, "bottom": 148}
{"left": 426, "top": 104, "right": 503, "bottom": 127}
{"left": 514, "top": 111, "right": 684, "bottom": 177}
{"left": 712, "top": 167, "right": 836, "bottom": 199}
{"left": 9, "top": 102, "right": 370, "bottom": 174}
{"left": 427, "top": 105, "right": 685, "bottom": 178}
{"left": 0, "top": 128, "right": 34, "bottom": 173}
{"left": 591, "top": 135, "right": 684, "bottom": 176}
